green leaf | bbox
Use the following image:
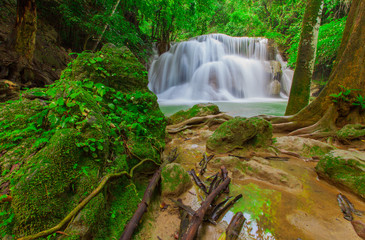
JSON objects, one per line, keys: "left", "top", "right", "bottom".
{"left": 108, "top": 103, "right": 115, "bottom": 110}
{"left": 84, "top": 81, "right": 94, "bottom": 88}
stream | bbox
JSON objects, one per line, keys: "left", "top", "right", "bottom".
{"left": 136, "top": 127, "right": 365, "bottom": 240}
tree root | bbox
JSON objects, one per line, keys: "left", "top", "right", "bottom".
{"left": 17, "top": 158, "right": 159, "bottom": 240}
{"left": 288, "top": 105, "right": 338, "bottom": 139}
{"left": 167, "top": 113, "right": 233, "bottom": 134}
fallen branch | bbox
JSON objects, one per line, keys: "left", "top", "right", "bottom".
{"left": 210, "top": 194, "right": 242, "bottom": 222}
{"left": 226, "top": 212, "right": 245, "bottom": 240}
{"left": 220, "top": 166, "right": 229, "bottom": 193}
{"left": 18, "top": 157, "right": 161, "bottom": 240}
{"left": 181, "top": 177, "right": 231, "bottom": 240}
{"left": 199, "top": 154, "right": 214, "bottom": 176}
{"left": 189, "top": 169, "right": 208, "bottom": 194}
{"left": 120, "top": 149, "right": 178, "bottom": 240}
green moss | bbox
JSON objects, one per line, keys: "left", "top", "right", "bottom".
{"left": 337, "top": 124, "right": 365, "bottom": 141}
{"left": 316, "top": 151, "right": 365, "bottom": 199}
{"left": 207, "top": 117, "right": 272, "bottom": 153}
{"left": 168, "top": 103, "right": 220, "bottom": 124}
{"left": 161, "top": 163, "right": 192, "bottom": 196}
{"left": 0, "top": 46, "right": 166, "bottom": 238}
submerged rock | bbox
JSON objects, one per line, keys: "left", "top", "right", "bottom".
{"left": 206, "top": 117, "right": 272, "bottom": 153}
{"left": 161, "top": 163, "right": 192, "bottom": 197}
{"left": 316, "top": 150, "right": 365, "bottom": 199}
{"left": 274, "top": 136, "right": 335, "bottom": 158}
{"left": 168, "top": 103, "right": 220, "bottom": 125}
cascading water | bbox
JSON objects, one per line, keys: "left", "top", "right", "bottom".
{"left": 148, "top": 34, "right": 292, "bottom": 101}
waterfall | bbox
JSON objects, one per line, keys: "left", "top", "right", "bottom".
{"left": 148, "top": 34, "right": 292, "bottom": 101}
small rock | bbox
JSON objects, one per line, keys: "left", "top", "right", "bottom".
{"left": 161, "top": 163, "right": 192, "bottom": 197}
{"left": 269, "top": 80, "right": 281, "bottom": 96}
{"left": 0, "top": 79, "right": 20, "bottom": 102}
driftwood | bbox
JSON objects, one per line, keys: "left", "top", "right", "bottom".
{"left": 226, "top": 212, "right": 246, "bottom": 240}
{"left": 167, "top": 113, "right": 233, "bottom": 133}
{"left": 178, "top": 199, "right": 191, "bottom": 240}
{"left": 189, "top": 169, "right": 208, "bottom": 194}
{"left": 120, "top": 149, "right": 178, "bottom": 240}
{"left": 181, "top": 177, "right": 231, "bottom": 240}
{"left": 220, "top": 166, "right": 229, "bottom": 193}
{"left": 199, "top": 154, "right": 214, "bottom": 176}
{"left": 210, "top": 194, "right": 243, "bottom": 222}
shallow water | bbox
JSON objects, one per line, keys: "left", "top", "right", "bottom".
{"left": 158, "top": 99, "right": 288, "bottom": 117}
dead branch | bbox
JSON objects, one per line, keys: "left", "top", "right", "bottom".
{"left": 210, "top": 194, "right": 242, "bottom": 222}
{"left": 120, "top": 150, "right": 178, "bottom": 240}
{"left": 226, "top": 212, "right": 246, "bottom": 240}
{"left": 181, "top": 177, "right": 231, "bottom": 240}
{"left": 199, "top": 154, "right": 214, "bottom": 176}
{"left": 221, "top": 166, "right": 229, "bottom": 193}
{"left": 188, "top": 169, "right": 208, "bottom": 194}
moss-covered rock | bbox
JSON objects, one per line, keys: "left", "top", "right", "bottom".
{"left": 316, "top": 150, "right": 365, "bottom": 199}
{"left": 0, "top": 46, "right": 166, "bottom": 238}
{"left": 168, "top": 103, "right": 220, "bottom": 125}
{"left": 274, "top": 136, "right": 335, "bottom": 158}
{"left": 206, "top": 117, "right": 272, "bottom": 153}
{"left": 161, "top": 163, "right": 192, "bottom": 197}
{"left": 337, "top": 124, "right": 365, "bottom": 141}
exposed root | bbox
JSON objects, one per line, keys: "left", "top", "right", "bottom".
{"left": 259, "top": 114, "right": 293, "bottom": 124}
{"left": 288, "top": 105, "right": 338, "bottom": 139}
{"left": 167, "top": 113, "right": 233, "bottom": 133}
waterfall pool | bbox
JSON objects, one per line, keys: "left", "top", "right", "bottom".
{"left": 158, "top": 98, "right": 288, "bottom": 117}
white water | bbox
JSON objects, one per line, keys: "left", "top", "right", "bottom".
{"left": 148, "top": 34, "right": 292, "bottom": 101}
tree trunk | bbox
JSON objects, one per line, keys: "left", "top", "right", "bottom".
{"left": 15, "top": 0, "right": 37, "bottom": 62}
{"left": 270, "top": 0, "right": 365, "bottom": 134}
{"left": 285, "top": 0, "right": 323, "bottom": 115}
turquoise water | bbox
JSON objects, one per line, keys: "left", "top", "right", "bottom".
{"left": 158, "top": 99, "right": 288, "bottom": 117}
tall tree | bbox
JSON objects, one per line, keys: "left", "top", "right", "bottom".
{"left": 267, "top": 0, "right": 365, "bottom": 137}
{"left": 14, "top": 0, "right": 37, "bottom": 63}
{"left": 285, "top": 0, "right": 324, "bottom": 115}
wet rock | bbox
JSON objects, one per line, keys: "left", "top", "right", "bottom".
{"left": 168, "top": 103, "right": 220, "bottom": 125}
{"left": 316, "top": 150, "right": 365, "bottom": 199}
{"left": 241, "top": 157, "right": 302, "bottom": 190}
{"left": 274, "top": 136, "right": 335, "bottom": 158}
{"left": 269, "top": 80, "right": 281, "bottom": 96}
{"left": 161, "top": 163, "right": 192, "bottom": 197}
{"left": 0, "top": 79, "right": 20, "bottom": 102}
{"left": 270, "top": 61, "right": 282, "bottom": 80}
{"left": 337, "top": 124, "right": 365, "bottom": 141}
{"left": 267, "top": 39, "right": 277, "bottom": 61}
{"left": 206, "top": 117, "right": 272, "bottom": 153}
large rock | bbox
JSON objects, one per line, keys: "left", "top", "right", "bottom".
{"left": 274, "top": 136, "right": 335, "bottom": 158}
{"left": 270, "top": 60, "right": 282, "bottom": 80}
{"left": 168, "top": 103, "right": 220, "bottom": 125}
{"left": 316, "top": 150, "right": 365, "bottom": 199}
{"left": 161, "top": 163, "right": 192, "bottom": 197}
{"left": 206, "top": 117, "right": 272, "bottom": 153}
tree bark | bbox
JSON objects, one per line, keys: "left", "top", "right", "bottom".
{"left": 15, "top": 0, "right": 37, "bottom": 62}
{"left": 285, "top": 0, "right": 324, "bottom": 115}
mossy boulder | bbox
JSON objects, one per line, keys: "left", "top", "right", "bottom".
{"left": 206, "top": 117, "right": 272, "bottom": 153}
{"left": 168, "top": 103, "right": 220, "bottom": 125}
{"left": 337, "top": 124, "right": 365, "bottom": 141}
{"left": 274, "top": 136, "right": 335, "bottom": 158}
{"left": 0, "top": 46, "right": 166, "bottom": 238}
{"left": 161, "top": 163, "right": 192, "bottom": 197}
{"left": 316, "top": 150, "right": 365, "bottom": 199}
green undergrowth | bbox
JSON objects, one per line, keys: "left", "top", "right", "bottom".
{"left": 0, "top": 46, "right": 166, "bottom": 239}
